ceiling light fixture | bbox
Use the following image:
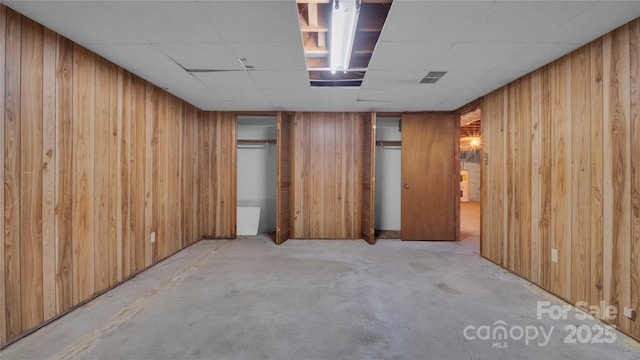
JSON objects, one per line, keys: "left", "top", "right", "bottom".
{"left": 330, "top": 0, "right": 361, "bottom": 74}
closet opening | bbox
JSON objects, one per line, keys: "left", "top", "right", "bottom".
{"left": 374, "top": 117, "right": 402, "bottom": 240}
{"left": 236, "top": 116, "right": 278, "bottom": 240}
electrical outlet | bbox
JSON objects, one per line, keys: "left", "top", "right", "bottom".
{"left": 151, "top": 232, "right": 156, "bottom": 244}
{"left": 624, "top": 307, "right": 636, "bottom": 320}
{"left": 551, "top": 248, "right": 558, "bottom": 263}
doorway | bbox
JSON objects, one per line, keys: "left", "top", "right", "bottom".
{"left": 459, "top": 106, "right": 482, "bottom": 252}
{"left": 236, "top": 116, "right": 278, "bottom": 238}
{"left": 374, "top": 117, "right": 402, "bottom": 239}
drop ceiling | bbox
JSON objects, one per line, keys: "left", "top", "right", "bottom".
{"left": 5, "top": 0, "right": 640, "bottom": 112}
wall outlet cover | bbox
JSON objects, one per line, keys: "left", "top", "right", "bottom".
{"left": 551, "top": 248, "right": 558, "bottom": 263}
{"left": 624, "top": 307, "right": 636, "bottom": 320}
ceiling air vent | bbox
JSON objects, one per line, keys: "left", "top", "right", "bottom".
{"left": 419, "top": 71, "right": 447, "bottom": 84}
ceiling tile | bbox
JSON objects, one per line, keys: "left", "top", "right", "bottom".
{"left": 433, "top": 42, "right": 529, "bottom": 71}
{"left": 461, "top": 1, "right": 595, "bottom": 43}
{"left": 165, "top": 87, "right": 233, "bottom": 110}
{"left": 357, "top": 88, "right": 410, "bottom": 102}
{"left": 6, "top": 0, "right": 640, "bottom": 112}
{"left": 198, "top": 1, "right": 301, "bottom": 43}
{"left": 250, "top": 71, "right": 309, "bottom": 89}
{"left": 134, "top": 70, "right": 204, "bottom": 90}
{"left": 431, "top": 71, "right": 489, "bottom": 88}
{"left": 538, "top": 1, "right": 640, "bottom": 44}
{"left": 380, "top": 1, "right": 494, "bottom": 42}
{"left": 439, "top": 88, "right": 490, "bottom": 110}
{"left": 86, "top": 44, "right": 183, "bottom": 72}
{"left": 194, "top": 71, "right": 257, "bottom": 89}
{"left": 4, "top": 1, "right": 145, "bottom": 44}
{"left": 102, "top": 1, "right": 224, "bottom": 44}
{"left": 230, "top": 43, "right": 307, "bottom": 70}
{"left": 496, "top": 43, "right": 581, "bottom": 72}
{"left": 368, "top": 42, "right": 453, "bottom": 71}
{"left": 158, "top": 43, "right": 241, "bottom": 70}
{"left": 361, "top": 70, "right": 425, "bottom": 89}
{"left": 477, "top": 70, "right": 531, "bottom": 92}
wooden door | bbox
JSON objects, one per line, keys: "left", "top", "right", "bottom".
{"left": 361, "top": 113, "right": 376, "bottom": 244}
{"left": 276, "top": 112, "right": 292, "bottom": 244}
{"left": 401, "top": 113, "right": 459, "bottom": 240}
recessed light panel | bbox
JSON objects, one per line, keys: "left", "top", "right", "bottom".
{"left": 297, "top": 0, "right": 393, "bottom": 87}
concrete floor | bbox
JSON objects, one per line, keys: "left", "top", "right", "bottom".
{"left": 3, "top": 203, "right": 640, "bottom": 359}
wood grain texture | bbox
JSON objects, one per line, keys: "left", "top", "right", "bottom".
{"left": 4, "top": 7, "right": 22, "bottom": 340}
{"left": 539, "top": 65, "right": 552, "bottom": 289}
{"left": 72, "top": 44, "right": 95, "bottom": 304}
{"left": 54, "top": 36, "right": 73, "bottom": 314}
{"left": 361, "top": 112, "right": 376, "bottom": 244}
{"left": 480, "top": 17, "right": 640, "bottom": 342}
{"left": 630, "top": 18, "right": 640, "bottom": 339}
{"left": 108, "top": 62, "right": 118, "bottom": 287}
{"left": 570, "top": 45, "right": 592, "bottom": 307}
{"left": 168, "top": 96, "right": 182, "bottom": 252}
{"left": 118, "top": 70, "right": 132, "bottom": 280}
{"left": 292, "top": 112, "right": 363, "bottom": 239}
{"left": 143, "top": 83, "right": 153, "bottom": 267}
{"left": 401, "top": 112, "right": 458, "bottom": 241}
{"left": 0, "top": 6, "right": 6, "bottom": 345}
{"left": 133, "top": 76, "right": 147, "bottom": 273}
{"left": 506, "top": 83, "right": 518, "bottom": 271}
{"left": 93, "top": 57, "right": 110, "bottom": 293}
{"left": 590, "top": 38, "right": 605, "bottom": 314}
{"left": 157, "top": 90, "right": 169, "bottom": 257}
{"left": 0, "top": 6, "right": 238, "bottom": 345}
{"left": 550, "top": 55, "right": 572, "bottom": 300}
{"left": 530, "top": 69, "right": 541, "bottom": 285}
{"left": 42, "top": 27, "right": 57, "bottom": 321}
{"left": 20, "top": 17, "right": 44, "bottom": 331}
{"left": 180, "top": 104, "right": 195, "bottom": 246}
{"left": 276, "top": 112, "right": 292, "bottom": 244}
{"left": 603, "top": 26, "right": 631, "bottom": 332}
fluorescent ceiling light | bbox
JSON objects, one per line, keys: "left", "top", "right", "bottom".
{"left": 330, "top": 0, "right": 360, "bottom": 74}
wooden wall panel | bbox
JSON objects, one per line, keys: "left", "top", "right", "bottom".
{"left": 143, "top": 84, "right": 154, "bottom": 268}
{"left": 292, "top": 112, "right": 363, "bottom": 239}
{"left": 550, "top": 55, "right": 572, "bottom": 300}
{"left": 529, "top": 69, "right": 541, "bottom": 285}
{"left": 72, "top": 45, "right": 96, "bottom": 305}
{"left": 199, "top": 112, "right": 236, "bottom": 239}
{"left": 603, "top": 25, "right": 631, "bottom": 332}
{"left": 482, "top": 17, "right": 640, "bottom": 341}
{"left": 118, "top": 70, "right": 131, "bottom": 281}
{"left": 0, "top": 6, "right": 236, "bottom": 347}
{"left": 539, "top": 65, "right": 553, "bottom": 290}
{"left": 590, "top": 38, "right": 604, "bottom": 316}
{"left": 42, "top": 28, "right": 57, "bottom": 322}
{"left": 630, "top": 18, "right": 640, "bottom": 339}
{"left": 570, "top": 45, "right": 591, "bottom": 307}
{"left": 20, "top": 16, "right": 44, "bottom": 332}
{"left": 94, "top": 57, "right": 111, "bottom": 293}
{"left": 4, "top": 7, "right": 21, "bottom": 340}
{"left": 0, "top": 5, "right": 6, "bottom": 346}
{"left": 108, "top": 63, "right": 118, "bottom": 288}
{"left": 54, "top": 35, "right": 73, "bottom": 314}
{"left": 181, "top": 104, "right": 197, "bottom": 247}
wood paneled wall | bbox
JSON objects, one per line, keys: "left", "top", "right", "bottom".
{"left": 0, "top": 7, "right": 235, "bottom": 347}
{"left": 291, "top": 112, "right": 364, "bottom": 238}
{"left": 481, "top": 18, "right": 640, "bottom": 341}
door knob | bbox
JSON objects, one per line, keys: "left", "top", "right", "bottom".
{"left": 403, "top": 183, "right": 409, "bottom": 189}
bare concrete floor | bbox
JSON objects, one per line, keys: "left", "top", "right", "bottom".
{"left": 2, "top": 203, "right": 640, "bottom": 359}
